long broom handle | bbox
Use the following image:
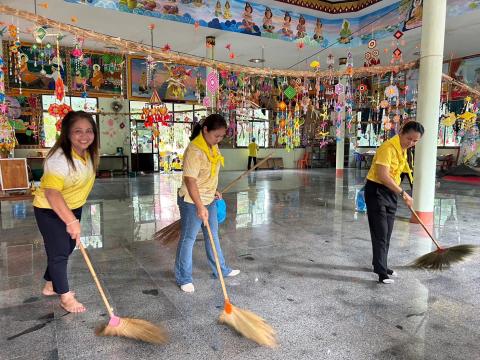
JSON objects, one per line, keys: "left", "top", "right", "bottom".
{"left": 408, "top": 205, "right": 442, "bottom": 250}
{"left": 220, "top": 152, "right": 274, "bottom": 194}
{"left": 78, "top": 243, "right": 115, "bottom": 317}
{"left": 204, "top": 221, "right": 230, "bottom": 302}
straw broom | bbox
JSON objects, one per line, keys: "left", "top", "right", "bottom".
{"left": 155, "top": 153, "right": 274, "bottom": 245}
{"left": 204, "top": 221, "right": 277, "bottom": 347}
{"left": 409, "top": 206, "right": 478, "bottom": 270}
{"left": 78, "top": 244, "right": 168, "bottom": 344}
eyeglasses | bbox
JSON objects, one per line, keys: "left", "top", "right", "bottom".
{"left": 71, "top": 128, "right": 95, "bottom": 136}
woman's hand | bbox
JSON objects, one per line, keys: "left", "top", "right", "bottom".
{"left": 196, "top": 205, "right": 209, "bottom": 223}
{"left": 66, "top": 220, "right": 82, "bottom": 247}
{"left": 402, "top": 192, "right": 414, "bottom": 208}
{"left": 215, "top": 190, "right": 222, "bottom": 200}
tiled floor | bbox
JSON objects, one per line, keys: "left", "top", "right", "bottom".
{"left": 1, "top": 169, "right": 479, "bottom": 359}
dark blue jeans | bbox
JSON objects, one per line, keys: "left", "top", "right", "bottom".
{"left": 34, "top": 207, "right": 83, "bottom": 294}
{"left": 175, "top": 196, "right": 231, "bottom": 286}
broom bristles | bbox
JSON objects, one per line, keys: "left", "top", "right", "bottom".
{"left": 153, "top": 220, "right": 181, "bottom": 245}
{"left": 412, "top": 244, "right": 478, "bottom": 270}
{"left": 96, "top": 317, "right": 169, "bottom": 344}
{"left": 219, "top": 304, "right": 277, "bottom": 348}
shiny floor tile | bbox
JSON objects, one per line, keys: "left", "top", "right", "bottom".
{"left": 0, "top": 169, "right": 479, "bottom": 359}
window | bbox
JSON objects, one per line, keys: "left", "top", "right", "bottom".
{"left": 42, "top": 95, "right": 98, "bottom": 147}
{"left": 235, "top": 109, "right": 269, "bottom": 147}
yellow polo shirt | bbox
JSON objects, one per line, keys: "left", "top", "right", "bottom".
{"left": 178, "top": 143, "right": 221, "bottom": 205}
{"left": 248, "top": 142, "right": 259, "bottom": 157}
{"left": 367, "top": 135, "right": 411, "bottom": 186}
{"left": 33, "top": 149, "right": 95, "bottom": 210}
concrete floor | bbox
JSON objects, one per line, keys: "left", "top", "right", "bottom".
{"left": 0, "top": 169, "right": 479, "bottom": 360}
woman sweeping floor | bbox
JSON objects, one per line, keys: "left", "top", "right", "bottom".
{"left": 365, "top": 121, "right": 424, "bottom": 284}
{"left": 33, "top": 111, "right": 99, "bottom": 312}
{"left": 175, "top": 114, "right": 239, "bottom": 293}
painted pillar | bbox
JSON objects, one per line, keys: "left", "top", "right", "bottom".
{"left": 411, "top": 0, "right": 447, "bottom": 225}
{"left": 205, "top": 36, "right": 216, "bottom": 112}
{"left": 335, "top": 64, "right": 347, "bottom": 178}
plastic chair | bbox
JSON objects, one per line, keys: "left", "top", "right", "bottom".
{"left": 297, "top": 152, "right": 310, "bottom": 169}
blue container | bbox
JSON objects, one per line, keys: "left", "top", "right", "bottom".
{"left": 355, "top": 186, "right": 367, "bottom": 213}
{"left": 216, "top": 198, "right": 227, "bottom": 224}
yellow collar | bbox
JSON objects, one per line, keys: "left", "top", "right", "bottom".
{"left": 190, "top": 133, "right": 224, "bottom": 177}
{"left": 72, "top": 149, "right": 89, "bottom": 165}
{"left": 389, "top": 135, "right": 406, "bottom": 158}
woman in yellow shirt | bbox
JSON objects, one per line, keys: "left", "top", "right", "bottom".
{"left": 365, "top": 121, "right": 424, "bottom": 284}
{"left": 175, "top": 114, "right": 239, "bottom": 293}
{"left": 33, "top": 111, "right": 99, "bottom": 312}
{"left": 247, "top": 137, "right": 259, "bottom": 170}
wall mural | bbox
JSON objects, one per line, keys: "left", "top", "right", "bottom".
{"left": 128, "top": 56, "right": 206, "bottom": 101}
{"left": 3, "top": 43, "right": 68, "bottom": 93}
{"left": 65, "top": 0, "right": 480, "bottom": 48}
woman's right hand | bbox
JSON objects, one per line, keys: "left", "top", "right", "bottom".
{"left": 196, "top": 205, "right": 209, "bottom": 224}
{"left": 66, "top": 221, "right": 82, "bottom": 247}
{"left": 402, "top": 192, "right": 414, "bottom": 208}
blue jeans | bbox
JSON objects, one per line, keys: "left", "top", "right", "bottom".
{"left": 175, "top": 196, "right": 232, "bottom": 286}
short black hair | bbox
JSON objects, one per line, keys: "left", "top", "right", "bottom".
{"left": 401, "top": 121, "right": 424, "bottom": 136}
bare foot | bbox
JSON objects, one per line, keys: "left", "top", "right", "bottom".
{"left": 42, "top": 282, "right": 74, "bottom": 297}
{"left": 60, "top": 292, "right": 86, "bottom": 313}
{"left": 42, "top": 281, "right": 57, "bottom": 296}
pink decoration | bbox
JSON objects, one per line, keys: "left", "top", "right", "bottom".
{"left": 207, "top": 71, "right": 219, "bottom": 93}
{"left": 203, "top": 96, "right": 211, "bottom": 107}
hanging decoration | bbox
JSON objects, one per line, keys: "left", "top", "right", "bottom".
{"left": 391, "top": 30, "right": 404, "bottom": 64}
{"left": 0, "top": 114, "right": 16, "bottom": 157}
{"left": 141, "top": 89, "right": 170, "bottom": 128}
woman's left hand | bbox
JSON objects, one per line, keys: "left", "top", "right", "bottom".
{"left": 215, "top": 190, "right": 222, "bottom": 199}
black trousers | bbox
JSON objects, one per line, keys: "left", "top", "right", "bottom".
{"left": 34, "top": 207, "right": 83, "bottom": 294}
{"left": 364, "top": 180, "right": 398, "bottom": 276}
{"left": 248, "top": 156, "right": 257, "bottom": 170}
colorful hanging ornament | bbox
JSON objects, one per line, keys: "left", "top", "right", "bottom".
{"left": 141, "top": 89, "right": 170, "bottom": 128}
{"left": 391, "top": 30, "right": 404, "bottom": 64}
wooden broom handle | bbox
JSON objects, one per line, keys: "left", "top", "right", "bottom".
{"left": 204, "top": 221, "right": 230, "bottom": 302}
{"left": 78, "top": 243, "right": 114, "bottom": 317}
{"left": 220, "top": 152, "right": 274, "bottom": 194}
{"left": 407, "top": 205, "right": 442, "bottom": 250}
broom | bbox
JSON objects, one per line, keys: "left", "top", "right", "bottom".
{"left": 155, "top": 153, "right": 274, "bottom": 245}
{"left": 78, "top": 243, "right": 168, "bottom": 344}
{"left": 409, "top": 206, "right": 478, "bottom": 270}
{"left": 204, "top": 220, "right": 277, "bottom": 347}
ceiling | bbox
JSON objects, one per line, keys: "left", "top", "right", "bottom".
{"left": 1, "top": 0, "right": 480, "bottom": 74}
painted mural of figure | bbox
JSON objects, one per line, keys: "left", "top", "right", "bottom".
{"left": 404, "top": 0, "right": 423, "bottom": 30}
{"left": 282, "top": 12, "right": 293, "bottom": 38}
{"left": 339, "top": 20, "right": 352, "bottom": 44}
{"left": 119, "top": 0, "right": 137, "bottom": 10}
{"left": 241, "top": 2, "right": 256, "bottom": 33}
{"left": 19, "top": 54, "right": 38, "bottom": 85}
{"left": 73, "top": 70, "right": 86, "bottom": 91}
{"left": 91, "top": 64, "right": 104, "bottom": 90}
{"left": 215, "top": 0, "right": 222, "bottom": 17}
{"left": 262, "top": 7, "right": 274, "bottom": 33}
{"left": 296, "top": 15, "right": 306, "bottom": 39}
{"left": 45, "top": 57, "right": 65, "bottom": 90}
{"left": 223, "top": 0, "right": 231, "bottom": 19}
{"left": 138, "top": 71, "right": 148, "bottom": 94}
{"left": 313, "top": 18, "right": 323, "bottom": 42}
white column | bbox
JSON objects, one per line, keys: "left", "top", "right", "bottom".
{"left": 335, "top": 65, "right": 347, "bottom": 177}
{"left": 411, "top": 0, "right": 447, "bottom": 225}
{"left": 205, "top": 36, "right": 216, "bottom": 112}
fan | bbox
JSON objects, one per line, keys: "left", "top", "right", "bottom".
{"left": 111, "top": 100, "right": 123, "bottom": 113}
